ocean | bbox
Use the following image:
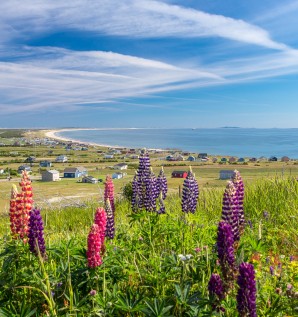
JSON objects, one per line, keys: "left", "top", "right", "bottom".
{"left": 56, "top": 128, "right": 298, "bottom": 158}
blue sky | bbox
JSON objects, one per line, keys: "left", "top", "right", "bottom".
{"left": 1, "top": 0, "right": 298, "bottom": 128}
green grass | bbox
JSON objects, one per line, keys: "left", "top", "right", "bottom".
{"left": 0, "top": 177, "right": 297, "bottom": 316}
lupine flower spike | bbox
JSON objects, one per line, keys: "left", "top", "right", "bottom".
{"left": 182, "top": 167, "right": 199, "bottom": 214}
{"left": 9, "top": 185, "right": 18, "bottom": 236}
{"left": 217, "top": 221, "right": 236, "bottom": 293}
{"left": 232, "top": 170, "right": 245, "bottom": 235}
{"left": 156, "top": 167, "right": 168, "bottom": 214}
{"left": 236, "top": 262, "right": 257, "bottom": 317}
{"left": 104, "top": 175, "right": 115, "bottom": 213}
{"left": 222, "top": 181, "right": 240, "bottom": 243}
{"left": 144, "top": 167, "right": 158, "bottom": 212}
{"left": 94, "top": 207, "right": 107, "bottom": 256}
{"left": 87, "top": 224, "right": 102, "bottom": 268}
{"left": 208, "top": 273, "right": 225, "bottom": 312}
{"left": 105, "top": 199, "right": 115, "bottom": 239}
{"left": 28, "top": 208, "right": 46, "bottom": 258}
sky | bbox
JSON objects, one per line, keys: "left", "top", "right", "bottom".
{"left": 1, "top": 0, "right": 298, "bottom": 128}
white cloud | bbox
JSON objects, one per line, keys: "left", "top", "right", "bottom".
{"left": 0, "top": 0, "right": 290, "bottom": 50}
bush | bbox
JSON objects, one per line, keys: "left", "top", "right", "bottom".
{"left": 122, "top": 182, "right": 133, "bottom": 201}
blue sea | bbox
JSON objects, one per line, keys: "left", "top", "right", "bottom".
{"left": 57, "top": 128, "right": 298, "bottom": 158}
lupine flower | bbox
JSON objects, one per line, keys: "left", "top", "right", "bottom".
{"left": 208, "top": 273, "right": 225, "bottom": 300}
{"left": 222, "top": 181, "right": 240, "bottom": 242}
{"left": 270, "top": 266, "right": 274, "bottom": 276}
{"left": 86, "top": 224, "right": 102, "bottom": 268}
{"left": 181, "top": 167, "right": 199, "bottom": 213}
{"left": 105, "top": 199, "right": 115, "bottom": 239}
{"left": 28, "top": 208, "right": 46, "bottom": 257}
{"left": 89, "top": 289, "right": 97, "bottom": 296}
{"left": 9, "top": 185, "right": 18, "bottom": 236}
{"left": 217, "top": 221, "right": 236, "bottom": 293}
{"left": 156, "top": 167, "right": 168, "bottom": 214}
{"left": 20, "top": 170, "right": 34, "bottom": 215}
{"left": 94, "top": 207, "right": 107, "bottom": 255}
{"left": 15, "top": 192, "right": 30, "bottom": 240}
{"left": 232, "top": 170, "right": 245, "bottom": 233}
{"left": 104, "top": 175, "right": 115, "bottom": 213}
{"left": 236, "top": 262, "right": 257, "bottom": 317}
{"left": 144, "top": 168, "right": 158, "bottom": 212}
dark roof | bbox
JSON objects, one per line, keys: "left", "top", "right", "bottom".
{"left": 64, "top": 168, "right": 78, "bottom": 173}
{"left": 114, "top": 163, "right": 127, "bottom": 167}
{"left": 172, "top": 170, "right": 187, "bottom": 174}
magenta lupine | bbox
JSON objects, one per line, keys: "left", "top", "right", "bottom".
{"left": 87, "top": 224, "right": 102, "bottom": 268}
{"left": 94, "top": 207, "right": 107, "bottom": 254}
{"left": 105, "top": 199, "right": 115, "bottom": 239}
{"left": 217, "top": 221, "right": 236, "bottom": 293}
{"left": 104, "top": 175, "right": 115, "bottom": 213}
{"left": 232, "top": 170, "right": 245, "bottom": 234}
{"left": 236, "top": 262, "right": 257, "bottom": 317}
{"left": 221, "top": 181, "right": 240, "bottom": 242}
{"left": 181, "top": 167, "right": 199, "bottom": 214}
{"left": 9, "top": 185, "right": 18, "bottom": 236}
{"left": 28, "top": 208, "right": 46, "bottom": 257}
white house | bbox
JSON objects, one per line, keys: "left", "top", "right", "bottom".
{"left": 112, "top": 172, "right": 125, "bottom": 179}
{"left": 219, "top": 170, "right": 234, "bottom": 180}
{"left": 41, "top": 170, "right": 60, "bottom": 182}
{"left": 55, "top": 155, "right": 68, "bottom": 163}
{"left": 104, "top": 154, "right": 114, "bottom": 159}
{"left": 82, "top": 175, "right": 98, "bottom": 184}
{"left": 113, "top": 163, "right": 128, "bottom": 170}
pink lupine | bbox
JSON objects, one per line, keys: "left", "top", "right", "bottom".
{"left": 15, "top": 192, "right": 30, "bottom": 240}
{"left": 87, "top": 224, "right": 102, "bottom": 268}
{"left": 104, "top": 175, "right": 115, "bottom": 213}
{"left": 9, "top": 185, "right": 18, "bottom": 236}
{"left": 94, "top": 207, "right": 107, "bottom": 255}
{"left": 232, "top": 170, "right": 245, "bottom": 235}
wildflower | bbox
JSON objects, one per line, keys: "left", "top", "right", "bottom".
{"left": 232, "top": 170, "right": 245, "bottom": 232}
{"left": 9, "top": 185, "right": 18, "bottom": 236}
{"left": 263, "top": 210, "right": 269, "bottom": 219}
{"left": 89, "top": 289, "right": 97, "bottom": 296}
{"left": 185, "top": 254, "right": 193, "bottom": 260}
{"left": 156, "top": 167, "right": 167, "bottom": 214}
{"left": 144, "top": 168, "right": 158, "bottom": 212}
{"left": 208, "top": 273, "right": 225, "bottom": 300}
{"left": 104, "top": 175, "right": 115, "bottom": 213}
{"left": 28, "top": 208, "right": 46, "bottom": 257}
{"left": 236, "top": 262, "right": 257, "bottom": 317}
{"left": 275, "top": 288, "right": 282, "bottom": 295}
{"left": 87, "top": 224, "right": 102, "bottom": 268}
{"left": 217, "top": 221, "right": 235, "bottom": 292}
{"left": 94, "top": 207, "right": 107, "bottom": 255}
{"left": 221, "top": 181, "right": 240, "bottom": 242}
{"left": 194, "top": 247, "right": 201, "bottom": 253}
{"left": 181, "top": 167, "right": 199, "bottom": 214}
{"left": 105, "top": 199, "right": 115, "bottom": 239}
{"left": 15, "top": 192, "right": 30, "bottom": 240}
{"left": 270, "top": 266, "right": 274, "bottom": 276}
{"left": 178, "top": 254, "right": 187, "bottom": 261}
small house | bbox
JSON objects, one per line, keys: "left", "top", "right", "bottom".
{"left": 113, "top": 163, "right": 128, "bottom": 170}
{"left": 281, "top": 156, "right": 290, "bottom": 162}
{"left": 269, "top": 156, "right": 278, "bottom": 162}
{"left": 104, "top": 154, "right": 114, "bottom": 159}
{"left": 219, "top": 170, "right": 234, "bottom": 180}
{"left": 258, "top": 156, "right": 267, "bottom": 162}
{"left": 55, "top": 155, "right": 68, "bottom": 163}
{"left": 63, "top": 167, "right": 88, "bottom": 178}
{"left": 212, "top": 157, "right": 218, "bottom": 163}
{"left": 172, "top": 171, "right": 188, "bottom": 178}
{"left": 17, "top": 165, "right": 31, "bottom": 173}
{"left": 41, "top": 170, "right": 60, "bottom": 182}
{"left": 198, "top": 153, "right": 208, "bottom": 159}
{"left": 166, "top": 155, "right": 174, "bottom": 161}
{"left": 237, "top": 158, "right": 245, "bottom": 163}
{"left": 229, "top": 157, "right": 237, "bottom": 163}
{"left": 112, "top": 172, "right": 124, "bottom": 179}
{"left": 130, "top": 155, "right": 139, "bottom": 159}
{"left": 249, "top": 157, "right": 257, "bottom": 162}
{"left": 221, "top": 157, "right": 227, "bottom": 162}
{"left": 82, "top": 175, "right": 98, "bottom": 184}
{"left": 24, "top": 156, "right": 36, "bottom": 163}
{"left": 187, "top": 156, "right": 196, "bottom": 162}
{"left": 39, "top": 160, "right": 52, "bottom": 168}
{"left": 175, "top": 155, "right": 185, "bottom": 161}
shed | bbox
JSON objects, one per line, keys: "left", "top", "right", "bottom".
{"left": 104, "top": 154, "right": 114, "bottom": 159}
{"left": 187, "top": 156, "right": 196, "bottom": 161}
{"left": 237, "top": 158, "right": 245, "bottom": 163}
{"left": 229, "top": 157, "right": 237, "bottom": 163}
{"left": 55, "top": 155, "right": 68, "bottom": 163}
{"left": 18, "top": 165, "right": 31, "bottom": 173}
{"left": 113, "top": 163, "right": 128, "bottom": 170}
{"left": 41, "top": 170, "right": 60, "bottom": 182}
{"left": 112, "top": 172, "right": 124, "bottom": 179}
{"left": 212, "top": 157, "right": 218, "bottom": 163}
{"left": 249, "top": 157, "right": 257, "bottom": 162}
{"left": 172, "top": 171, "right": 188, "bottom": 178}
{"left": 219, "top": 170, "right": 234, "bottom": 180}
{"left": 269, "top": 156, "right": 278, "bottom": 162}
{"left": 82, "top": 175, "right": 98, "bottom": 184}
{"left": 64, "top": 166, "right": 87, "bottom": 178}
{"left": 24, "top": 156, "right": 36, "bottom": 163}
{"left": 39, "top": 160, "right": 52, "bottom": 168}
{"left": 176, "top": 155, "right": 185, "bottom": 161}
{"left": 198, "top": 153, "right": 208, "bottom": 159}
{"left": 221, "top": 157, "right": 227, "bottom": 162}
{"left": 281, "top": 156, "right": 290, "bottom": 162}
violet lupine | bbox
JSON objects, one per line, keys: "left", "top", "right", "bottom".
{"left": 28, "top": 208, "right": 46, "bottom": 258}
{"left": 181, "top": 167, "right": 199, "bottom": 214}
{"left": 94, "top": 207, "right": 107, "bottom": 256}
{"left": 217, "top": 221, "right": 236, "bottom": 293}
{"left": 221, "top": 181, "right": 240, "bottom": 242}
{"left": 104, "top": 175, "right": 115, "bottom": 213}
{"left": 232, "top": 170, "right": 245, "bottom": 234}
{"left": 86, "top": 224, "right": 102, "bottom": 268}
{"left": 9, "top": 184, "right": 18, "bottom": 236}
{"left": 105, "top": 199, "right": 115, "bottom": 239}
{"left": 144, "top": 168, "right": 159, "bottom": 212}
{"left": 156, "top": 167, "right": 168, "bottom": 214}
{"left": 208, "top": 273, "right": 225, "bottom": 300}
{"left": 132, "top": 172, "right": 139, "bottom": 212}
{"left": 236, "top": 262, "right": 257, "bottom": 317}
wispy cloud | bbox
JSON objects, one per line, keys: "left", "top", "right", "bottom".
{"left": 0, "top": 0, "right": 290, "bottom": 50}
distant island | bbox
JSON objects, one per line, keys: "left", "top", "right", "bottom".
{"left": 220, "top": 126, "right": 241, "bottom": 129}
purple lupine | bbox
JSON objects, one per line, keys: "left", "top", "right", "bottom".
{"left": 28, "top": 208, "right": 46, "bottom": 258}
{"left": 181, "top": 167, "right": 199, "bottom": 213}
{"left": 222, "top": 181, "right": 240, "bottom": 242}
{"left": 232, "top": 170, "right": 245, "bottom": 234}
{"left": 208, "top": 273, "right": 225, "bottom": 300}
{"left": 144, "top": 168, "right": 158, "bottom": 212}
{"left": 217, "top": 221, "right": 235, "bottom": 293}
{"left": 105, "top": 199, "right": 115, "bottom": 239}
{"left": 236, "top": 262, "right": 257, "bottom": 317}
{"left": 156, "top": 167, "right": 168, "bottom": 214}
